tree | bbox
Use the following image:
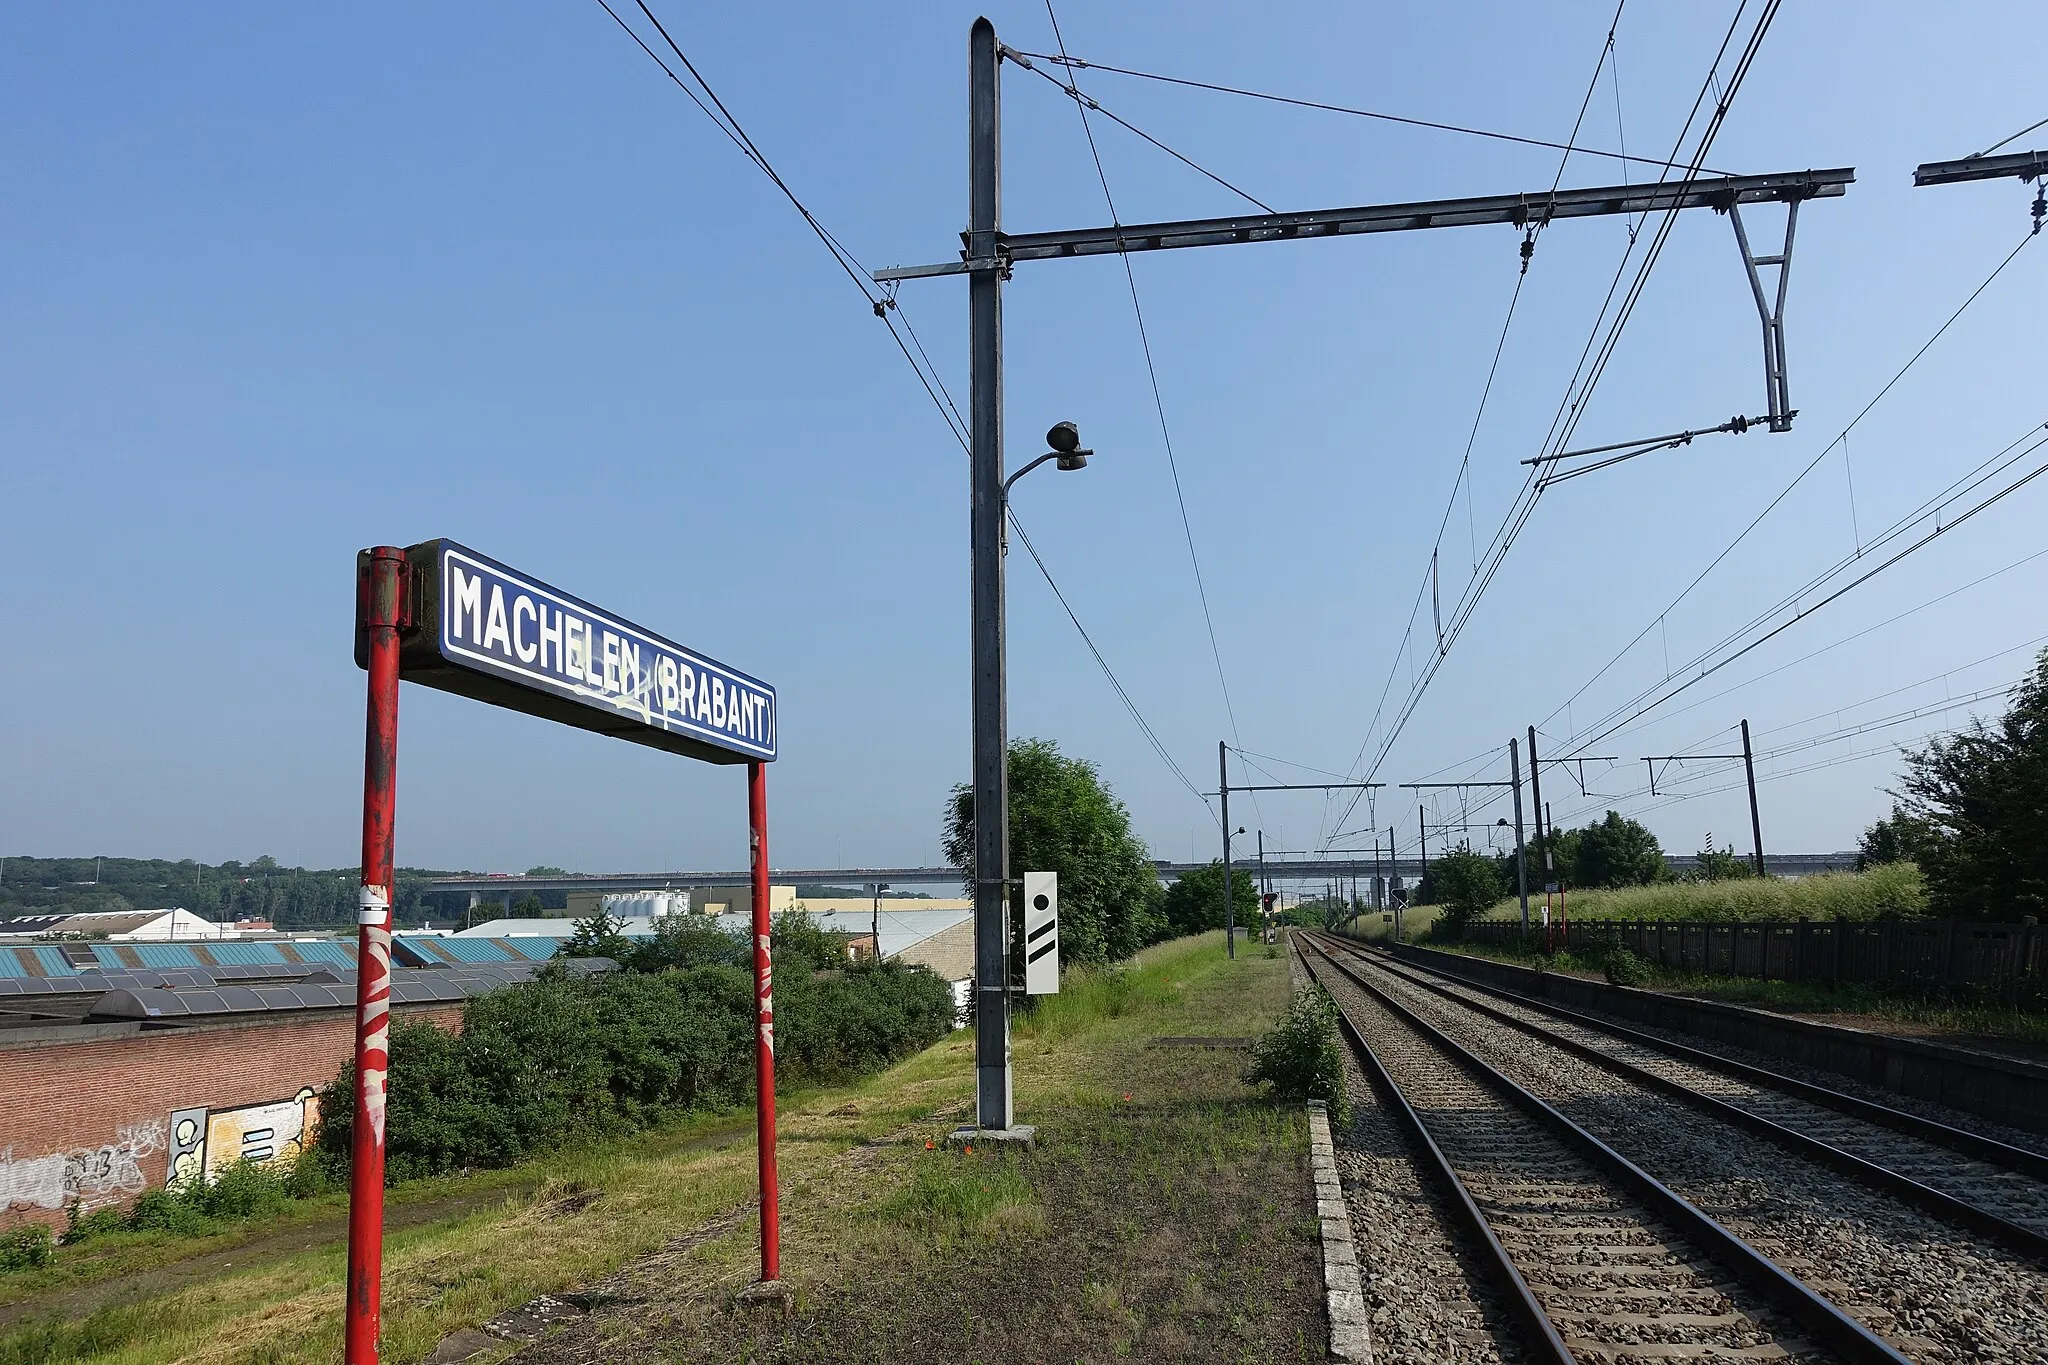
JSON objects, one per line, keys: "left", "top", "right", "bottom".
{"left": 1160, "top": 860, "right": 1259, "bottom": 937}
{"left": 1511, "top": 827, "right": 1580, "bottom": 893}
{"left": 511, "top": 893, "right": 546, "bottom": 916}
{"left": 1571, "top": 811, "right": 1669, "bottom": 888}
{"left": 1421, "top": 847, "right": 1504, "bottom": 936}
{"left": 1856, "top": 806, "right": 1940, "bottom": 872}
{"left": 1896, "top": 650, "right": 2048, "bottom": 918}
{"left": 1690, "top": 835, "right": 1753, "bottom": 882}
{"left": 563, "top": 907, "right": 631, "bottom": 961}
{"left": 944, "top": 738, "right": 1165, "bottom": 964}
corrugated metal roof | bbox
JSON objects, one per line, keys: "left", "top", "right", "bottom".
{"left": 82, "top": 961, "right": 616, "bottom": 1022}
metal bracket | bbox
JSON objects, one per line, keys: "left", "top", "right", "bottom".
{"left": 1728, "top": 198, "right": 1800, "bottom": 433}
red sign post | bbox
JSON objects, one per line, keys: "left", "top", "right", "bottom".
{"left": 342, "top": 540, "right": 783, "bottom": 1359}
{"left": 347, "top": 547, "right": 406, "bottom": 1363}
{"left": 748, "top": 761, "right": 780, "bottom": 1283}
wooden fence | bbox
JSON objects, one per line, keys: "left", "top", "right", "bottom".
{"left": 1462, "top": 917, "right": 2048, "bottom": 1002}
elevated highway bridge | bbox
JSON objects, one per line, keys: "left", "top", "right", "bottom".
{"left": 432, "top": 852, "right": 1856, "bottom": 905}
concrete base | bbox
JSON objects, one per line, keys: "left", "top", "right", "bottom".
{"left": 737, "top": 1279, "right": 789, "bottom": 1311}
{"left": 947, "top": 1124, "right": 1038, "bottom": 1150}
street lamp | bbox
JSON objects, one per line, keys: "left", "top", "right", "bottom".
{"left": 969, "top": 418, "right": 1095, "bottom": 1141}
{"left": 1004, "top": 423, "right": 1095, "bottom": 504}
{"left": 868, "top": 882, "right": 890, "bottom": 964}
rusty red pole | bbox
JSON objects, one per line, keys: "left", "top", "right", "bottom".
{"left": 747, "top": 760, "right": 781, "bottom": 1284}
{"left": 347, "top": 547, "right": 406, "bottom": 1364}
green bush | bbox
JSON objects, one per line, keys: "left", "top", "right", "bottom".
{"left": 122, "top": 1189, "right": 209, "bottom": 1237}
{"left": 1603, "top": 946, "right": 1652, "bottom": 987}
{"left": 319, "top": 958, "right": 955, "bottom": 1181}
{"left": 59, "top": 1204, "right": 124, "bottom": 1245}
{"left": 1247, "top": 986, "right": 1349, "bottom": 1124}
{"left": 0, "top": 1224, "right": 53, "bottom": 1273}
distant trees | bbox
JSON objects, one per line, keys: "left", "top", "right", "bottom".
{"left": 1890, "top": 649, "right": 2048, "bottom": 919}
{"left": 944, "top": 738, "right": 1166, "bottom": 966}
{"left": 1160, "top": 860, "right": 1260, "bottom": 937}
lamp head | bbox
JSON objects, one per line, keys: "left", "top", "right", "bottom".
{"left": 1046, "top": 421, "right": 1081, "bottom": 453}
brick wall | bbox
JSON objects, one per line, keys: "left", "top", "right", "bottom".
{"left": 0, "top": 1004, "right": 461, "bottom": 1229}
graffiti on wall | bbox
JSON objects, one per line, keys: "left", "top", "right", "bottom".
{"left": 0, "top": 1119, "right": 166, "bottom": 1212}
{"left": 2, "top": 1086, "right": 322, "bottom": 1215}
{"left": 168, "top": 1089, "right": 320, "bottom": 1188}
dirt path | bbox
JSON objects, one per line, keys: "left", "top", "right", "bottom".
{"left": 0, "top": 1180, "right": 541, "bottom": 1331}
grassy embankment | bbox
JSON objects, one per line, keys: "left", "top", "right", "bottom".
{"left": 1339, "top": 866, "right": 1923, "bottom": 949}
{"left": 0, "top": 932, "right": 1323, "bottom": 1365}
{"left": 1474, "top": 861, "right": 1925, "bottom": 923}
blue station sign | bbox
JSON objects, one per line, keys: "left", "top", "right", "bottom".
{"left": 357, "top": 539, "right": 775, "bottom": 765}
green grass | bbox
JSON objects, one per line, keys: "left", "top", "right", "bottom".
{"left": 1473, "top": 863, "right": 1925, "bottom": 923}
{"left": 0, "top": 933, "right": 1323, "bottom": 1365}
{"left": 873, "top": 1153, "right": 1043, "bottom": 1246}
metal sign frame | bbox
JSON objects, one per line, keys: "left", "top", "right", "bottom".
{"left": 343, "top": 544, "right": 782, "bottom": 1364}
{"left": 355, "top": 539, "right": 776, "bottom": 766}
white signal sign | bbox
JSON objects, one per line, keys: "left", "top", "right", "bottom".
{"left": 1023, "top": 871, "right": 1059, "bottom": 995}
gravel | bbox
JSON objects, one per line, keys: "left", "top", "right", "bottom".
{"left": 1314, "top": 948, "right": 1834, "bottom": 1364}
{"left": 1341, "top": 947, "right": 2048, "bottom": 1364}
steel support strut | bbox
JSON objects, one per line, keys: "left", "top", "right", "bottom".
{"left": 1728, "top": 198, "right": 1800, "bottom": 431}
{"left": 346, "top": 547, "right": 407, "bottom": 1364}
{"left": 967, "top": 16, "right": 1012, "bottom": 1133}
{"left": 748, "top": 762, "right": 781, "bottom": 1281}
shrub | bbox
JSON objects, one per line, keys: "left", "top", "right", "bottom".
{"left": 59, "top": 1204, "right": 124, "bottom": 1245}
{"left": 1603, "top": 946, "right": 1652, "bottom": 987}
{"left": 123, "top": 1189, "right": 209, "bottom": 1237}
{"left": 188, "top": 1159, "right": 290, "bottom": 1221}
{"left": 320, "top": 958, "right": 955, "bottom": 1181}
{"left": 1247, "top": 986, "right": 1348, "bottom": 1124}
{"left": 0, "top": 1224, "right": 53, "bottom": 1273}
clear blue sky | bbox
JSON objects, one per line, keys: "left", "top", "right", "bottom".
{"left": 4, "top": 3, "right": 2042, "bottom": 877}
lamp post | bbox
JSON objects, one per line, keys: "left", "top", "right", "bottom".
{"left": 970, "top": 418, "right": 1095, "bottom": 1138}
{"left": 868, "top": 881, "right": 889, "bottom": 964}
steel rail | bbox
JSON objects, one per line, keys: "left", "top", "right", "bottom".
{"left": 1293, "top": 946, "right": 1578, "bottom": 1365}
{"left": 1300, "top": 936, "right": 1913, "bottom": 1365}
{"left": 1342, "top": 936, "right": 2048, "bottom": 1181}
{"left": 1311, "top": 934, "right": 2048, "bottom": 1263}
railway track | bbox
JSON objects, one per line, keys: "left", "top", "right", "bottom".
{"left": 1294, "top": 933, "right": 2048, "bottom": 1364}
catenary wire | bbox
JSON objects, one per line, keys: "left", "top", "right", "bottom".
{"left": 1325, "top": 0, "right": 1760, "bottom": 843}
{"left": 1570, "top": 416, "right": 2048, "bottom": 743}
{"left": 1005, "top": 52, "right": 1273, "bottom": 212}
{"left": 1004, "top": 50, "right": 1732, "bottom": 176}
{"left": 1008, "top": 509, "right": 1216, "bottom": 817}
{"left": 1042, "top": 0, "right": 1258, "bottom": 823}
{"left": 1561, "top": 424, "right": 2048, "bottom": 755}
{"left": 1331, "top": 1, "right": 1631, "bottom": 816}
{"left": 1978, "top": 115, "right": 2048, "bottom": 158}
{"left": 598, "top": 1, "right": 1214, "bottom": 817}
{"left": 1541, "top": 226, "right": 2040, "bottom": 734}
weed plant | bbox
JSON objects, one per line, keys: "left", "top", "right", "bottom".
{"left": 0, "top": 1227, "right": 51, "bottom": 1274}
{"left": 1246, "top": 985, "right": 1348, "bottom": 1124}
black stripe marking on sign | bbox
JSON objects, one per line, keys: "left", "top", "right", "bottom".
{"left": 1027, "top": 939, "right": 1058, "bottom": 965}
{"left": 1027, "top": 919, "right": 1056, "bottom": 943}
